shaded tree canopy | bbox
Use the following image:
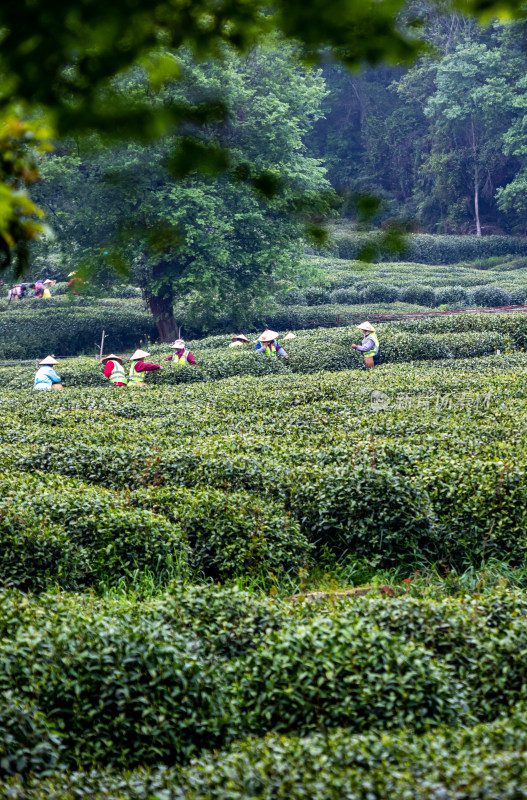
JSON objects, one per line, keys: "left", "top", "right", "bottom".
{"left": 0, "top": 0, "right": 525, "bottom": 267}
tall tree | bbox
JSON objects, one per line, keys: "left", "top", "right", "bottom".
{"left": 34, "top": 44, "right": 330, "bottom": 339}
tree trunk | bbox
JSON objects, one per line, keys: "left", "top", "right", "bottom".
{"left": 147, "top": 294, "right": 177, "bottom": 342}
{"left": 471, "top": 119, "right": 482, "bottom": 237}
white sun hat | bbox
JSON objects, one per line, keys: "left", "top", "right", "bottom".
{"left": 101, "top": 353, "right": 124, "bottom": 364}
{"left": 171, "top": 339, "right": 186, "bottom": 349}
{"left": 356, "top": 321, "right": 376, "bottom": 332}
{"left": 258, "top": 329, "right": 279, "bottom": 342}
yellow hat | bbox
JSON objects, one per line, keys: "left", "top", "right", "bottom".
{"left": 39, "top": 356, "right": 59, "bottom": 366}
{"left": 101, "top": 353, "right": 123, "bottom": 364}
{"left": 130, "top": 349, "right": 150, "bottom": 360}
{"left": 356, "top": 321, "right": 375, "bottom": 332}
{"left": 258, "top": 329, "right": 279, "bottom": 343}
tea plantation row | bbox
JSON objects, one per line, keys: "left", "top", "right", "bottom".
{"left": 2, "top": 350, "right": 527, "bottom": 590}
{"left": 4, "top": 310, "right": 523, "bottom": 388}
{"left": 2, "top": 585, "right": 527, "bottom": 777}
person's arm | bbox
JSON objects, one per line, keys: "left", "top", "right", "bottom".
{"left": 276, "top": 344, "right": 288, "bottom": 359}
{"left": 103, "top": 361, "right": 114, "bottom": 378}
{"left": 135, "top": 361, "right": 161, "bottom": 372}
{"left": 187, "top": 352, "right": 196, "bottom": 365}
{"left": 163, "top": 354, "right": 174, "bottom": 361}
{"left": 48, "top": 368, "right": 62, "bottom": 384}
{"left": 255, "top": 342, "right": 264, "bottom": 353}
{"left": 355, "top": 336, "right": 374, "bottom": 353}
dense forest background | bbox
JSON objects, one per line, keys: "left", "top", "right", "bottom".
{"left": 309, "top": 8, "right": 527, "bottom": 235}
{"left": 23, "top": 3, "right": 527, "bottom": 338}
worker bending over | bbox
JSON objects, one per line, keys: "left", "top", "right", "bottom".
{"left": 229, "top": 335, "right": 250, "bottom": 348}
{"left": 352, "top": 321, "right": 380, "bottom": 368}
{"left": 255, "top": 329, "right": 289, "bottom": 359}
{"left": 101, "top": 353, "right": 127, "bottom": 386}
{"left": 163, "top": 339, "right": 196, "bottom": 365}
{"left": 34, "top": 356, "right": 64, "bottom": 390}
{"left": 128, "top": 349, "right": 162, "bottom": 387}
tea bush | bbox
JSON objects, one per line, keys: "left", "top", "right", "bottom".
{"left": 0, "top": 303, "right": 156, "bottom": 359}
{"left": 2, "top": 589, "right": 527, "bottom": 773}
{"left": 401, "top": 284, "right": 436, "bottom": 306}
{"left": 330, "top": 230, "right": 527, "bottom": 263}
{"left": 133, "top": 486, "right": 312, "bottom": 580}
{"left": 469, "top": 286, "right": 512, "bottom": 307}
{"left": 359, "top": 283, "right": 401, "bottom": 303}
{"left": 0, "top": 473, "right": 190, "bottom": 591}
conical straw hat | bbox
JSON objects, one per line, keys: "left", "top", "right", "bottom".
{"left": 356, "top": 321, "right": 375, "bottom": 332}
{"left": 130, "top": 349, "right": 150, "bottom": 360}
{"left": 101, "top": 353, "right": 123, "bottom": 364}
{"left": 258, "top": 329, "right": 279, "bottom": 342}
{"left": 283, "top": 332, "right": 296, "bottom": 341}
{"left": 67, "top": 271, "right": 77, "bottom": 278}
{"left": 232, "top": 334, "right": 250, "bottom": 343}
{"left": 39, "top": 356, "right": 59, "bottom": 366}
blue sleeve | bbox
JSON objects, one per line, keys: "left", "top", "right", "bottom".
{"left": 48, "top": 368, "right": 61, "bottom": 383}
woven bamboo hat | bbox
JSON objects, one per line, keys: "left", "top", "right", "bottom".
{"left": 356, "top": 321, "right": 375, "bottom": 332}
{"left": 101, "top": 353, "right": 123, "bottom": 364}
{"left": 283, "top": 332, "right": 296, "bottom": 341}
{"left": 67, "top": 271, "right": 76, "bottom": 278}
{"left": 39, "top": 356, "right": 59, "bottom": 366}
{"left": 171, "top": 339, "right": 185, "bottom": 349}
{"left": 130, "top": 349, "right": 150, "bottom": 360}
{"left": 232, "top": 334, "right": 250, "bottom": 343}
{"left": 258, "top": 329, "right": 279, "bottom": 342}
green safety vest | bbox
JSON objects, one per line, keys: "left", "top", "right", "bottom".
{"left": 172, "top": 350, "right": 189, "bottom": 366}
{"left": 108, "top": 361, "right": 127, "bottom": 385}
{"left": 362, "top": 332, "right": 380, "bottom": 358}
{"left": 128, "top": 362, "right": 146, "bottom": 384}
{"left": 262, "top": 341, "right": 277, "bottom": 357}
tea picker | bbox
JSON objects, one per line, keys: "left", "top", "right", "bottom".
{"left": 34, "top": 356, "right": 64, "bottom": 390}
{"left": 101, "top": 354, "right": 128, "bottom": 386}
{"left": 163, "top": 339, "right": 197, "bottom": 365}
{"left": 255, "top": 329, "right": 289, "bottom": 358}
{"left": 128, "top": 349, "right": 162, "bottom": 387}
{"left": 352, "top": 321, "right": 380, "bottom": 368}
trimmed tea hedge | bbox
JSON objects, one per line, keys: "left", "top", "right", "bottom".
{"left": 2, "top": 588, "right": 527, "bottom": 771}
{"left": 329, "top": 230, "right": 527, "bottom": 263}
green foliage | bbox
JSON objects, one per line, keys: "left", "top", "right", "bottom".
{"left": 330, "top": 230, "right": 527, "bottom": 263}
{"left": 470, "top": 285, "right": 512, "bottom": 307}
{"left": 0, "top": 473, "right": 190, "bottom": 592}
{"left": 0, "top": 302, "right": 155, "bottom": 359}
{"left": 135, "top": 486, "right": 312, "bottom": 580}
{"left": 0, "top": 694, "right": 63, "bottom": 778}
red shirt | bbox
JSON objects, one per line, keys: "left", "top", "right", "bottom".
{"left": 103, "top": 359, "right": 127, "bottom": 386}
{"left": 104, "top": 359, "right": 160, "bottom": 385}
{"left": 163, "top": 350, "right": 196, "bottom": 365}
{"left": 133, "top": 361, "right": 161, "bottom": 372}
